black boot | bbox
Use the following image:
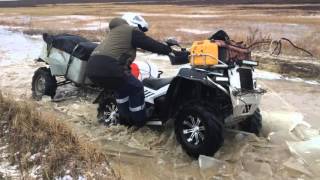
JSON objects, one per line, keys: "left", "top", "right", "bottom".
{"left": 119, "top": 115, "right": 133, "bottom": 127}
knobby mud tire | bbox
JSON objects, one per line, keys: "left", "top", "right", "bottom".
{"left": 31, "top": 67, "right": 57, "bottom": 100}
{"left": 175, "top": 105, "right": 224, "bottom": 158}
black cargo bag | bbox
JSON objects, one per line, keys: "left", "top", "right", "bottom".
{"left": 43, "top": 33, "right": 97, "bottom": 61}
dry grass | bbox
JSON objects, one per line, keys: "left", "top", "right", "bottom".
{"left": 0, "top": 92, "right": 118, "bottom": 179}
{"left": 0, "top": 3, "right": 319, "bottom": 57}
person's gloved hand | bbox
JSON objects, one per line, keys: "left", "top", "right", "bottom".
{"left": 168, "top": 50, "right": 190, "bottom": 65}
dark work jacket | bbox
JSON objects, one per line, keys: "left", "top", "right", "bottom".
{"left": 87, "top": 18, "right": 171, "bottom": 85}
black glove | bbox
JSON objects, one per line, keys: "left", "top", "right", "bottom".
{"left": 169, "top": 50, "right": 190, "bottom": 65}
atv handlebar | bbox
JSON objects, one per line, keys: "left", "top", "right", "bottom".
{"left": 168, "top": 50, "right": 190, "bottom": 65}
{"left": 164, "top": 39, "right": 190, "bottom": 65}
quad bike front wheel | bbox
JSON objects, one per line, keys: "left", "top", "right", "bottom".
{"left": 97, "top": 93, "right": 119, "bottom": 125}
{"left": 175, "top": 105, "right": 224, "bottom": 158}
{"left": 31, "top": 67, "right": 57, "bottom": 100}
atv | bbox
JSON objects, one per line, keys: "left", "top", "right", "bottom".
{"left": 98, "top": 38, "right": 266, "bottom": 158}
{"left": 32, "top": 33, "right": 265, "bottom": 158}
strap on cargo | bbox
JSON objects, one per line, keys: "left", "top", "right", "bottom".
{"left": 46, "top": 43, "right": 53, "bottom": 57}
{"left": 65, "top": 44, "right": 79, "bottom": 77}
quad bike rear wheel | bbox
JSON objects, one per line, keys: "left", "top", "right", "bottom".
{"left": 31, "top": 67, "right": 57, "bottom": 100}
{"left": 239, "top": 109, "right": 262, "bottom": 136}
{"left": 175, "top": 105, "right": 224, "bottom": 158}
{"left": 97, "top": 92, "right": 119, "bottom": 125}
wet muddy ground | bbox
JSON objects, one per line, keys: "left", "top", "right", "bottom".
{"left": 0, "top": 26, "right": 320, "bottom": 179}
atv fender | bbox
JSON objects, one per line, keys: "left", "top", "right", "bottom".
{"left": 164, "top": 68, "right": 230, "bottom": 120}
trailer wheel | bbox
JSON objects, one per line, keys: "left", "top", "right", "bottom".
{"left": 31, "top": 67, "right": 57, "bottom": 100}
{"left": 175, "top": 105, "right": 224, "bottom": 158}
{"left": 239, "top": 109, "right": 262, "bottom": 136}
{"left": 97, "top": 92, "right": 119, "bottom": 125}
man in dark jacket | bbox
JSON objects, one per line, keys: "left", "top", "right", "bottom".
{"left": 87, "top": 13, "right": 181, "bottom": 127}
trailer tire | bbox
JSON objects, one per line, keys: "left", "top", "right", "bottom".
{"left": 175, "top": 105, "right": 224, "bottom": 158}
{"left": 31, "top": 67, "right": 57, "bottom": 100}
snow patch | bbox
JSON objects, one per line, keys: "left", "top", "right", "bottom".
{"left": 0, "top": 163, "right": 20, "bottom": 178}
{"left": 46, "top": 15, "right": 97, "bottom": 21}
{"left": 0, "top": 145, "right": 8, "bottom": 151}
{"left": 116, "top": 12, "right": 222, "bottom": 18}
{"left": 0, "top": 144, "right": 21, "bottom": 178}
{"left": 254, "top": 69, "right": 320, "bottom": 85}
{"left": 55, "top": 175, "right": 86, "bottom": 180}
{"left": 0, "top": 25, "right": 25, "bottom": 30}
{"left": 254, "top": 69, "right": 282, "bottom": 80}
{"left": 29, "top": 152, "right": 41, "bottom": 161}
{"left": 74, "top": 21, "right": 109, "bottom": 31}
{"left": 289, "top": 15, "right": 320, "bottom": 19}
{"left": 30, "top": 165, "right": 42, "bottom": 178}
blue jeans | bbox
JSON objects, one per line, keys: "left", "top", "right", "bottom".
{"left": 115, "top": 74, "right": 146, "bottom": 126}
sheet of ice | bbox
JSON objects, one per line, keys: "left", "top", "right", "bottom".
{"left": 198, "top": 155, "right": 227, "bottom": 169}
{"left": 0, "top": 28, "right": 43, "bottom": 66}
{"left": 283, "top": 157, "right": 314, "bottom": 177}
{"left": 262, "top": 111, "right": 309, "bottom": 133}
{"left": 176, "top": 28, "right": 211, "bottom": 35}
{"left": 287, "top": 136, "right": 320, "bottom": 177}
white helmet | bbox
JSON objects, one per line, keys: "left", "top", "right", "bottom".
{"left": 122, "top": 12, "right": 149, "bottom": 32}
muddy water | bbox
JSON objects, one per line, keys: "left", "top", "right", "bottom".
{"left": 1, "top": 28, "right": 320, "bottom": 179}
{"left": 42, "top": 94, "right": 320, "bottom": 180}
{"left": 40, "top": 57, "right": 320, "bottom": 179}
{"left": 45, "top": 97, "right": 318, "bottom": 180}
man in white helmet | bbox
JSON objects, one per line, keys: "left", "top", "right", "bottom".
{"left": 87, "top": 13, "right": 188, "bottom": 127}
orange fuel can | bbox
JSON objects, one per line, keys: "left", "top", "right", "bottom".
{"left": 190, "top": 40, "right": 219, "bottom": 66}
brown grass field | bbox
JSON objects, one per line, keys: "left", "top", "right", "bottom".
{"left": 0, "top": 3, "right": 319, "bottom": 179}
{"left": 0, "top": 3, "right": 319, "bottom": 57}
